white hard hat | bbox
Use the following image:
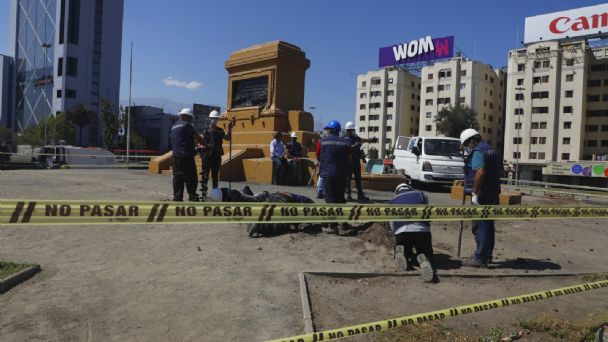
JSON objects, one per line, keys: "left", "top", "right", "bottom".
{"left": 290, "top": 132, "right": 297, "bottom": 138}
{"left": 209, "top": 110, "right": 220, "bottom": 119}
{"left": 210, "top": 188, "right": 223, "bottom": 202}
{"left": 178, "top": 108, "right": 193, "bottom": 117}
{"left": 345, "top": 121, "right": 356, "bottom": 130}
{"left": 395, "top": 183, "right": 413, "bottom": 195}
{"left": 460, "top": 128, "right": 480, "bottom": 145}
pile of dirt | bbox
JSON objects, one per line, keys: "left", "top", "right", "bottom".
{"left": 356, "top": 223, "right": 394, "bottom": 249}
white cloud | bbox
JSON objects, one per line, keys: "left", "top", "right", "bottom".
{"left": 162, "top": 77, "right": 203, "bottom": 90}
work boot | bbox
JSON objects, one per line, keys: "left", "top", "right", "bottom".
{"left": 316, "top": 191, "right": 324, "bottom": 199}
{"left": 322, "top": 225, "right": 338, "bottom": 234}
{"left": 357, "top": 194, "right": 370, "bottom": 202}
{"left": 462, "top": 257, "right": 488, "bottom": 268}
{"left": 242, "top": 186, "right": 254, "bottom": 196}
{"left": 417, "top": 254, "right": 435, "bottom": 282}
{"left": 394, "top": 245, "right": 408, "bottom": 272}
{"left": 188, "top": 194, "right": 200, "bottom": 202}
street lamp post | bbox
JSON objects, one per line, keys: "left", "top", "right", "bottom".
{"left": 309, "top": 106, "right": 317, "bottom": 132}
{"left": 41, "top": 43, "right": 52, "bottom": 146}
{"left": 515, "top": 86, "right": 525, "bottom": 186}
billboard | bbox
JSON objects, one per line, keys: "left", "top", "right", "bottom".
{"left": 542, "top": 162, "right": 608, "bottom": 178}
{"left": 378, "top": 35, "right": 454, "bottom": 68}
{"left": 524, "top": 3, "right": 608, "bottom": 43}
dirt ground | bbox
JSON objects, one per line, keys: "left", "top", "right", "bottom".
{"left": 0, "top": 169, "right": 607, "bottom": 341}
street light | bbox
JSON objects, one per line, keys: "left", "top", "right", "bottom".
{"left": 41, "top": 43, "right": 52, "bottom": 146}
{"left": 515, "top": 86, "right": 525, "bottom": 185}
{"left": 309, "top": 106, "right": 318, "bottom": 132}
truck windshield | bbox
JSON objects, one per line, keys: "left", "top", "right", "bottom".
{"left": 424, "top": 139, "right": 462, "bottom": 156}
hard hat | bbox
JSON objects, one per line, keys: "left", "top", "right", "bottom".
{"left": 345, "top": 121, "right": 356, "bottom": 130}
{"left": 290, "top": 132, "right": 297, "bottom": 138}
{"left": 210, "top": 188, "right": 223, "bottom": 202}
{"left": 209, "top": 110, "right": 220, "bottom": 119}
{"left": 178, "top": 108, "right": 193, "bottom": 117}
{"left": 395, "top": 183, "right": 413, "bottom": 195}
{"left": 323, "top": 120, "right": 341, "bottom": 132}
{"left": 460, "top": 128, "right": 480, "bottom": 145}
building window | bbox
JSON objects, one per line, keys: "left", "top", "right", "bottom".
{"left": 529, "top": 152, "right": 537, "bottom": 159}
{"left": 359, "top": 93, "right": 366, "bottom": 99}
{"left": 359, "top": 116, "right": 365, "bottom": 121}
{"left": 564, "top": 122, "right": 572, "bottom": 129}
{"left": 513, "top": 137, "right": 522, "bottom": 144}
{"left": 531, "top": 137, "right": 538, "bottom": 144}
{"left": 411, "top": 93, "right": 416, "bottom": 99}
{"left": 425, "top": 99, "right": 433, "bottom": 106}
{"left": 386, "top": 138, "right": 392, "bottom": 145}
{"left": 386, "top": 126, "right": 392, "bottom": 132}
{"left": 603, "top": 94, "right": 608, "bottom": 102}
{"left": 359, "top": 127, "right": 365, "bottom": 133}
{"left": 427, "top": 73, "right": 433, "bottom": 80}
{"left": 490, "top": 77, "right": 494, "bottom": 83}
{"left": 386, "top": 114, "right": 393, "bottom": 120}
{"left": 566, "top": 74, "right": 574, "bottom": 82}
{"left": 370, "top": 103, "right": 381, "bottom": 109}
{"left": 539, "top": 122, "right": 547, "bottom": 129}
{"left": 601, "top": 140, "right": 608, "bottom": 147}
{"left": 386, "top": 102, "right": 393, "bottom": 108}
{"left": 460, "top": 83, "right": 466, "bottom": 89}
{"left": 585, "top": 125, "right": 599, "bottom": 132}
{"left": 514, "top": 108, "right": 524, "bottom": 115}
{"left": 489, "top": 103, "right": 494, "bottom": 109}
{"left": 587, "top": 95, "right": 601, "bottom": 102}
{"left": 438, "top": 84, "right": 451, "bottom": 91}
{"left": 531, "top": 91, "right": 549, "bottom": 99}
{"left": 565, "top": 90, "right": 573, "bottom": 98}
{"left": 562, "top": 137, "right": 571, "bottom": 145}
{"left": 388, "top": 78, "right": 393, "bottom": 84}
{"left": 515, "top": 93, "right": 524, "bottom": 100}
{"left": 517, "top": 64, "right": 525, "bottom": 71}
{"left": 65, "top": 89, "right": 77, "bottom": 98}
{"left": 532, "top": 107, "right": 549, "bottom": 114}
{"left": 410, "top": 105, "right": 415, "bottom": 110}
{"left": 426, "top": 112, "right": 432, "bottom": 118}
{"left": 488, "top": 128, "right": 493, "bottom": 134}
{"left": 602, "top": 124, "right": 608, "bottom": 132}
{"left": 562, "top": 153, "right": 570, "bottom": 160}
{"left": 514, "top": 122, "right": 522, "bottom": 129}
{"left": 68, "top": 0, "right": 80, "bottom": 44}
{"left": 543, "top": 60, "right": 550, "bottom": 68}
{"left": 437, "top": 97, "right": 451, "bottom": 104}
{"left": 563, "top": 106, "right": 573, "bottom": 113}
{"left": 425, "top": 125, "right": 432, "bottom": 131}
{"left": 513, "top": 152, "right": 521, "bottom": 159}
{"left": 387, "top": 90, "right": 394, "bottom": 96}
{"left": 371, "top": 91, "right": 381, "bottom": 97}
{"left": 565, "top": 59, "right": 574, "bottom": 66}
{"left": 587, "top": 79, "right": 602, "bottom": 87}
{"left": 67, "top": 57, "right": 78, "bottom": 76}
{"left": 539, "top": 137, "right": 546, "bottom": 144}
{"left": 459, "top": 97, "right": 465, "bottom": 104}
{"left": 369, "top": 115, "right": 379, "bottom": 120}
{"left": 359, "top": 104, "right": 366, "bottom": 110}
{"left": 361, "top": 81, "right": 366, "bottom": 87}
{"left": 438, "top": 70, "right": 452, "bottom": 78}
{"left": 531, "top": 122, "right": 539, "bottom": 129}
{"left": 57, "top": 58, "right": 64, "bottom": 77}
{"left": 426, "top": 86, "right": 434, "bottom": 93}
{"left": 371, "top": 78, "right": 381, "bottom": 85}
{"left": 460, "top": 70, "right": 467, "bottom": 76}
{"left": 56, "top": 90, "right": 62, "bottom": 98}
{"left": 516, "top": 78, "right": 524, "bottom": 85}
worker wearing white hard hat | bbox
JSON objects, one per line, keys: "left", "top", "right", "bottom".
{"left": 342, "top": 121, "right": 378, "bottom": 202}
{"left": 199, "top": 109, "right": 231, "bottom": 198}
{"left": 170, "top": 108, "right": 204, "bottom": 201}
{"left": 286, "top": 131, "right": 304, "bottom": 185}
{"left": 459, "top": 128, "right": 502, "bottom": 268}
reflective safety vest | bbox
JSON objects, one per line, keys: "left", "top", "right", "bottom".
{"left": 319, "top": 135, "right": 351, "bottom": 178}
{"left": 464, "top": 142, "right": 501, "bottom": 203}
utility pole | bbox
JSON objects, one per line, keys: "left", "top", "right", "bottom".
{"left": 126, "top": 42, "right": 133, "bottom": 168}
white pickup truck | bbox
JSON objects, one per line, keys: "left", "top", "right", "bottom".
{"left": 392, "top": 136, "right": 464, "bottom": 184}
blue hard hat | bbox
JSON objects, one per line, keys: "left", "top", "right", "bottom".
{"left": 323, "top": 120, "right": 341, "bottom": 132}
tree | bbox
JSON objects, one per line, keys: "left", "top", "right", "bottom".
{"left": 118, "top": 110, "right": 148, "bottom": 150}
{"left": 68, "top": 103, "right": 96, "bottom": 146}
{"left": 100, "top": 99, "right": 121, "bottom": 149}
{"left": 0, "top": 127, "right": 15, "bottom": 145}
{"left": 368, "top": 147, "right": 379, "bottom": 159}
{"left": 47, "top": 112, "right": 76, "bottom": 145}
{"left": 434, "top": 104, "right": 478, "bottom": 138}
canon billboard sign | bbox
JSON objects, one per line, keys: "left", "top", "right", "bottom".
{"left": 525, "top": 3, "right": 608, "bottom": 43}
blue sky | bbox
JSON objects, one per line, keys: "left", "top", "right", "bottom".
{"left": 0, "top": 0, "right": 604, "bottom": 124}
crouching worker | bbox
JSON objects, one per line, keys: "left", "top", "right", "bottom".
{"left": 390, "top": 183, "right": 436, "bottom": 282}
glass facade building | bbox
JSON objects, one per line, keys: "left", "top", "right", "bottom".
{"left": 6, "top": 0, "right": 124, "bottom": 146}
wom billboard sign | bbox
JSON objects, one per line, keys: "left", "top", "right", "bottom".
{"left": 525, "top": 3, "right": 608, "bottom": 43}
{"left": 379, "top": 36, "right": 454, "bottom": 68}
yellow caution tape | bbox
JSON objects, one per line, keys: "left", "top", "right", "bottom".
{"left": 0, "top": 200, "right": 607, "bottom": 225}
{"left": 266, "top": 279, "right": 608, "bottom": 342}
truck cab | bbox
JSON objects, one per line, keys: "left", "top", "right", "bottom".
{"left": 393, "top": 136, "right": 464, "bottom": 184}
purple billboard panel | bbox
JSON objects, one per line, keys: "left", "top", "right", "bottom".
{"left": 379, "top": 36, "right": 454, "bottom": 68}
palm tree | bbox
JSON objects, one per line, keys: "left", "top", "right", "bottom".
{"left": 69, "top": 103, "right": 96, "bottom": 146}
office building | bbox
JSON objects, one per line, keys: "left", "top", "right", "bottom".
{"left": 504, "top": 4, "right": 608, "bottom": 181}
{"left": 8, "top": 0, "right": 124, "bottom": 145}
{"left": 127, "top": 105, "right": 176, "bottom": 153}
{"left": 193, "top": 103, "right": 221, "bottom": 132}
{"left": 355, "top": 67, "right": 421, "bottom": 158}
{"left": 0, "top": 55, "right": 14, "bottom": 128}
{"left": 419, "top": 57, "right": 507, "bottom": 153}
